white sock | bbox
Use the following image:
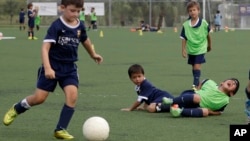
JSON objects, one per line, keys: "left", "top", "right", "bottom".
{"left": 21, "top": 99, "right": 31, "bottom": 109}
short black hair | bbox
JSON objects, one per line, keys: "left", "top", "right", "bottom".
{"left": 230, "top": 78, "right": 240, "bottom": 95}
{"left": 128, "top": 64, "right": 144, "bottom": 78}
{"left": 61, "top": 0, "right": 84, "bottom": 8}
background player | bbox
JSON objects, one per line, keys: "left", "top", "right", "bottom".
{"left": 27, "top": 3, "right": 37, "bottom": 40}
{"left": 19, "top": 8, "right": 25, "bottom": 30}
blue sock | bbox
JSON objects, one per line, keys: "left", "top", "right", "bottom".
{"left": 55, "top": 104, "right": 75, "bottom": 131}
{"left": 31, "top": 31, "right": 34, "bottom": 37}
{"left": 192, "top": 70, "right": 200, "bottom": 86}
{"left": 181, "top": 108, "right": 203, "bottom": 117}
{"left": 173, "top": 94, "right": 194, "bottom": 108}
{"left": 14, "top": 102, "right": 28, "bottom": 114}
{"left": 157, "top": 104, "right": 171, "bottom": 112}
{"left": 28, "top": 31, "right": 30, "bottom": 37}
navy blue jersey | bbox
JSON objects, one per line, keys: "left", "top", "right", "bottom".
{"left": 19, "top": 11, "right": 25, "bottom": 20}
{"left": 28, "top": 10, "right": 34, "bottom": 22}
{"left": 135, "top": 79, "right": 174, "bottom": 105}
{"left": 44, "top": 16, "right": 88, "bottom": 63}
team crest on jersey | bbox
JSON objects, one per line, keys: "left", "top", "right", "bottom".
{"left": 77, "top": 30, "right": 81, "bottom": 38}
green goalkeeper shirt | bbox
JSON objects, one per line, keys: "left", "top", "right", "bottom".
{"left": 197, "top": 79, "right": 229, "bottom": 111}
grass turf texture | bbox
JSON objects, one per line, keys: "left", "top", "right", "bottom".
{"left": 0, "top": 27, "right": 249, "bottom": 141}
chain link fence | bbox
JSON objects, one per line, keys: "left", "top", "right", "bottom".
{"left": 1, "top": 0, "right": 250, "bottom": 29}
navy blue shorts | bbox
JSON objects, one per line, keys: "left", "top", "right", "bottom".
{"left": 91, "top": 21, "right": 97, "bottom": 25}
{"left": 37, "top": 61, "right": 79, "bottom": 92}
{"left": 19, "top": 18, "right": 25, "bottom": 24}
{"left": 151, "top": 91, "right": 174, "bottom": 104}
{"left": 179, "top": 90, "right": 200, "bottom": 108}
{"left": 28, "top": 20, "right": 34, "bottom": 28}
{"left": 188, "top": 54, "right": 206, "bottom": 65}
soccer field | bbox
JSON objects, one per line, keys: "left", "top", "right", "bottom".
{"left": 0, "top": 27, "right": 249, "bottom": 141}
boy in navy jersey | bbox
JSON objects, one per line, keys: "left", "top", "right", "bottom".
{"left": 27, "top": 3, "right": 37, "bottom": 40}
{"left": 121, "top": 64, "right": 174, "bottom": 113}
{"left": 3, "top": 0, "right": 103, "bottom": 140}
{"left": 19, "top": 8, "right": 25, "bottom": 30}
{"left": 180, "top": 1, "right": 212, "bottom": 89}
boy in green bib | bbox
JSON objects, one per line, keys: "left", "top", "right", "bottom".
{"left": 180, "top": 1, "right": 212, "bottom": 89}
{"left": 79, "top": 7, "right": 85, "bottom": 24}
{"left": 163, "top": 78, "right": 240, "bottom": 118}
{"left": 88, "top": 7, "right": 97, "bottom": 30}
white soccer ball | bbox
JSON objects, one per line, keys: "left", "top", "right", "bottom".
{"left": 83, "top": 116, "right": 110, "bottom": 141}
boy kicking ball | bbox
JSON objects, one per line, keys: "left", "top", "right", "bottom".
{"left": 3, "top": 0, "right": 103, "bottom": 140}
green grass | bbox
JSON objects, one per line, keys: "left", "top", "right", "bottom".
{"left": 0, "top": 27, "right": 249, "bottom": 141}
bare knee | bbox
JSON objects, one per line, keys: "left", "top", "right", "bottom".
{"left": 146, "top": 104, "right": 157, "bottom": 113}
{"left": 26, "top": 89, "right": 49, "bottom": 106}
{"left": 193, "top": 94, "right": 201, "bottom": 103}
{"left": 201, "top": 108, "right": 209, "bottom": 117}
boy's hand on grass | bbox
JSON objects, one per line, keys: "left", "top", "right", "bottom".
{"left": 121, "top": 108, "right": 131, "bottom": 112}
{"left": 136, "top": 107, "right": 145, "bottom": 111}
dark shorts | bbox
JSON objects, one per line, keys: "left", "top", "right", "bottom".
{"left": 19, "top": 18, "right": 25, "bottom": 24}
{"left": 152, "top": 91, "right": 174, "bottom": 104}
{"left": 188, "top": 54, "right": 206, "bottom": 65}
{"left": 91, "top": 21, "right": 97, "bottom": 25}
{"left": 179, "top": 90, "right": 200, "bottom": 108}
{"left": 28, "top": 20, "right": 34, "bottom": 28}
{"left": 37, "top": 61, "right": 79, "bottom": 92}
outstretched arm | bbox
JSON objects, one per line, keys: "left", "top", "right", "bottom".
{"left": 121, "top": 101, "right": 141, "bottom": 112}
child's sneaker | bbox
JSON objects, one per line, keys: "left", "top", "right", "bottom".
{"left": 170, "top": 105, "right": 183, "bottom": 117}
{"left": 3, "top": 104, "right": 18, "bottom": 126}
{"left": 192, "top": 85, "right": 198, "bottom": 92}
{"left": 54, "top": 129, "right": 74, "bottom": 140}
{"left": 162, "top": 97, "right": 173, "bottom": 105}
